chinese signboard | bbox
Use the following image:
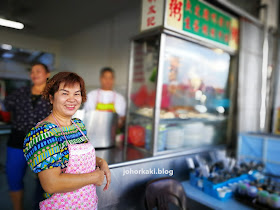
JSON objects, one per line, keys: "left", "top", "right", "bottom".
{"left": 167, "top": 0, "right": 238, "bottom": 50}
{"left": 141, "top": 0, "right": 164, "bottom": 31}
{"left": 141, "top": 0, "right": 239, "bottom": 51}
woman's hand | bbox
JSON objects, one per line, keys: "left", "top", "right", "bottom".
{"left": 92, "top": 167, "right": 105, "bottom": 186}
{"left": 97, "top": 158, "right": 111, "bottom": 191}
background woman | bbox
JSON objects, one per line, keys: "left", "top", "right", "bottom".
{"left": 3, "top": 63, "right": 51, "bottom": 210}
{"left": 23, "top": 72, "right": 111, "bottom": 210}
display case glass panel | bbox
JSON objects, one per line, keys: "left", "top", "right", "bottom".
{"left": 157, "top": 35, "right": 231, "bottom": 152}
{"left": 127, "top": 35, "right": 159, "bottom": 152}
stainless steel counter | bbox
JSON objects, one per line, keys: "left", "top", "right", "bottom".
{"left": 96, "top": 141, "right": 225, "bottom": 169}
{"left": 96, "top": 143, "right": 225, "bottom": 209}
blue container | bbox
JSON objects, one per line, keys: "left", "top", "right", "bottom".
{"left": 203, "top": 179, "right": 233, "bottom": 201}
{"left": 266, "top": 139, "right": 280, "bottom": 162}
{"left": 238, "top": 133, "right": 280, "bottom": 176}
{"left": 190, "top": 172, "right": 204, "bottom": 190}
{"left": 203, "top": 174, "right": 254, "bottom": 201}
{"left": 238, "top": 134, "right": 263, "bottom": 160}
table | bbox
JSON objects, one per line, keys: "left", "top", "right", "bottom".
{"left": 181, "top": 181, "right": 254, "bottom": 210}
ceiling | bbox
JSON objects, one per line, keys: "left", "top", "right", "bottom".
{"left": 0, "top": 44, "right": 54, "bottom": 67}
{"left": 0, "top": 0, "right": 263, "bottom": 41}
{"left": 0, "top": 0, "right": 141, "bottom": 40}
{"left": 0, "top": 0, "right": 263, "bottom": 65}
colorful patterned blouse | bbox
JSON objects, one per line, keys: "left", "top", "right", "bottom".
{"left": 23, "top": 118, "right": 88, "bottom": 198}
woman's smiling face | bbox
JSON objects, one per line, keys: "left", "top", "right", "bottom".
{"left": 51, "top": 82, "right": 82, "bottom": 117}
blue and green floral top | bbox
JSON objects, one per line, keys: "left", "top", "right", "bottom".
{"left": 23, "top": 118, "right": 88, "bottom": 198}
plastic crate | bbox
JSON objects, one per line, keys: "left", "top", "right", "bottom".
{"left": 203, "top": 179, "right": 233, "bottom": 201}
{"left": 190, "top": 172, "right": 255, "bottom": 201}
{"left": 238, "top": 133, "right": 280, "bottom": 176}
{"left": 203, "top": 174, "right": 254, "bottom": 201}
{"left": 189, "top": 172, "right": 204, "bottom": 190}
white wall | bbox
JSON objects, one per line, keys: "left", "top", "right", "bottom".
{"left": 272, "top": 40, "right": 280, "bottom": 132}
{"left": 59, "top": 9, "right": 140, "bottom": 95}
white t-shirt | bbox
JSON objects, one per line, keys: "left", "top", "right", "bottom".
{"left": 84, "top": 89, "right": 126, "bottom": 117}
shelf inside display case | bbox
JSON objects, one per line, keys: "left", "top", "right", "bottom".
{"left": 128, "top": 111, "right": 228, "bottom": 154}
{"left": 130, "top": 111, "right": 227, "bottom": 124}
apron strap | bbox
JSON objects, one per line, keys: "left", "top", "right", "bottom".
{"left": 36, "top": 121, "right": 44, "bottom": 127}
{"left": 52, "top": 113, "right": 89, "bottom": 144}
{"left": 113, "top": 92, "right": 116, "bottom": 104}
{"left": 97, "top": 89, "right": 100, "bottom": 104}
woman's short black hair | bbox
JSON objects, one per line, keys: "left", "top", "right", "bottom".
{"left": 100, "top": 67, "right": 114, "bottom": 77}
{"left": 31, "top": 62, "right": 50, "bottom": 73}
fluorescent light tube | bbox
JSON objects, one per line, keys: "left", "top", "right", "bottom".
{"left": 1, "top": 44, "right": 12, "bottom": 50}
{"left": 0, "top": 18, "right": 24, "bottom": 29}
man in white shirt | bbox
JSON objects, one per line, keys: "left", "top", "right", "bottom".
{"left": 84, "top": 67, "right": 126, "bottom": 128}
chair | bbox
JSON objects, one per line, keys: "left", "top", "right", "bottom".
{"left": 145, "top": 177, "right": 188, "bottom": 210}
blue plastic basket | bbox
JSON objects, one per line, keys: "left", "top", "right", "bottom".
{"left": 189, "top": 172, "right": 204, "bottom": 190}
{"left": 190, "top": 171, "right": 255, "bottom": 201}
{"left": 203, "top": 174, "right": 254, "bottom": 201}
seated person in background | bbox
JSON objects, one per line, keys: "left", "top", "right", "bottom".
{"left": 84, "top": 67, "right": 126, "bottom": 128}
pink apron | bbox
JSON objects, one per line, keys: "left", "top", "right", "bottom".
{"left": 39, "top": 116, "right": 98, "bottom": 210}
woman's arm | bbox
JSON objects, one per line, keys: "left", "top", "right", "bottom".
{"left": 96, "top": 156, "right": 111, "bottom": 191}
{"left": 38, "top": 166, "right": 104, "bottom": 194}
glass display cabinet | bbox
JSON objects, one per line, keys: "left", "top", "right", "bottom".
{"left": 125, "top": 29, "right": 234, "bottom": 156}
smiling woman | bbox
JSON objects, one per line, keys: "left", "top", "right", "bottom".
{"left": 23, "top": 72, "right": 111, "bottom": 210}
{"left": 42, "top": 72, "right": 87, "bottom": 115}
